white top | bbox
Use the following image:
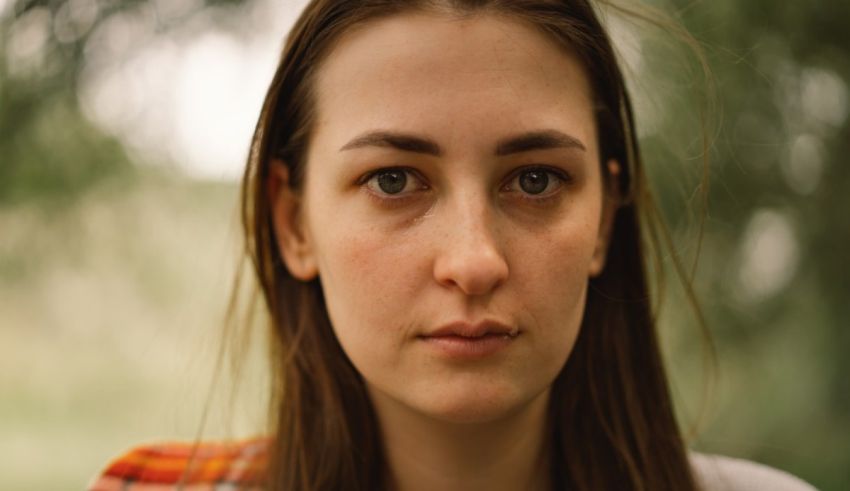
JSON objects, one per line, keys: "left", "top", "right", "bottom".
{"left": 691, "top": 453, "right": 817, "bottom": 491}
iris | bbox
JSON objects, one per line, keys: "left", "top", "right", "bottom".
{"left": 519, "top": 170, "right": 549, "bottom": 194}
{"left": 377, "top": 170, "right": 407, "bottom": 194}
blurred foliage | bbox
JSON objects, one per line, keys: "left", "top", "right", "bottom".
{"left": 1, "top": 0, "right": 848, "bottom": 490}
{"left": 647, "top": 1, "right": 849, "bottom": 489}
{"left": 0, "top": 0, "right": 250, "bottom": 206}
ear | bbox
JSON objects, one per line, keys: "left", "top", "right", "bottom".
{"left": 268, "top": 160, "right": 318, "bottom": 281}
{"left": 589, "top": 159, "right": 621, "bottom": 277}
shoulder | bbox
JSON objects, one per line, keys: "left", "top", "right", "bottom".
{"left": 690, "top": 452, "right": 817, "bottom": 491}
{"left": 87, "top": 437, "right": 269, "bottom": 491}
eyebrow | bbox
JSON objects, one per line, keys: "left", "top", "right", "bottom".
{"left": 339, "top": 129, "right": 586, "bottom": 156}
{"left": 340, "top": 131, "right": 441, "bottom": 155}
{"left": 495, "top": 130, "right": 586, "bottom": 155}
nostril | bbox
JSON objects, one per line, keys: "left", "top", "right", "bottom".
{"left": 430, "top": 200, "right": 508, "bottom": 294}
{"left": 433, "top": 244, "right": 509, "bottom": 295}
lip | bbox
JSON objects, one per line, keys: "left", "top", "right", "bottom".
{"left": 418, "top": 320, "right": 520, "bottom": 360}
{"left": 424, "top": 320, "right": 519, "bottom": 338}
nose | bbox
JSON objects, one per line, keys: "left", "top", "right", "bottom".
{"left": 432, "top": 193, "right": 509, "bottom": 296}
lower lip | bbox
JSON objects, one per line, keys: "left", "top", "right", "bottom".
{"left": 418, "top": 333, "right": 517, "bottom": 359}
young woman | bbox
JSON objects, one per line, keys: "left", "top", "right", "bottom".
{"left": 90, "top": 1, "right": 815, "bottom": 490}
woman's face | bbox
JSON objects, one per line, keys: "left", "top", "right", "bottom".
{"left": 274, "top": 12, "right": 614, "bottom": 424}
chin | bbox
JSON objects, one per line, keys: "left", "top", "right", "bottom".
{"left": 412, "top": 384, "right": 539, "bottom": 425}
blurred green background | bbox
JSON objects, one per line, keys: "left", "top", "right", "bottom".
{"left": 1, "top": 0, "right": 847, "bottom": 489}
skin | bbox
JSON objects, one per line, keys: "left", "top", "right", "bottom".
{"left": 271, "top": 11, "right": 618, "bottom": 491}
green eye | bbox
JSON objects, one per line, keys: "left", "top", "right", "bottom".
{"left": 508, "top": 166, "right": 568, "bottom": 199}
{"left": 518, "top": 170, "right": 550, "bottom": 195}
{"left": 376, "top": 170, "right": 407, "bottom": 194}
{"left": 362, "top": 167, "right": 426, "bottom": 200}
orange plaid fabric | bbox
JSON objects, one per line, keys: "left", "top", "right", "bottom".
{"left": 87, "top": 437, "right": 269, "bottom": 490}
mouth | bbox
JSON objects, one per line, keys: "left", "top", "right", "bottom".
{"left": 421, "top": 320, "right": 520, "bottom": 339}
{"left": 418, "top": 320, "right": 520, "bottom": 359}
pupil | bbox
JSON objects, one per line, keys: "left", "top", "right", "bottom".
{"left": 519, "top": 171, "right": 548, "bottom": 194}
{"left": 377, "top": 170, "right": 407, "bottom": 194}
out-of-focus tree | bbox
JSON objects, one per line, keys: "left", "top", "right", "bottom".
{"left": 640, "top": 1, "right": 849, "bottom": 489}
{"left": 1, "top": 2, "right": 255, "bottom": 490}
{"left": 0, "top": 0, "right": 248, "bottom": 206}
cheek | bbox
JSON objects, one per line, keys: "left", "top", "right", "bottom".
{"left": 323, "top": 228, "right": 421, "bottom": 305}
{"left": 310, "top": 218, "right": 424, "bottom": 360}
{"left": 506, "top": 217, "right": 597, "bottom": 348}
{"left": 510, "top": 214, "right": 598, "bottom": 298}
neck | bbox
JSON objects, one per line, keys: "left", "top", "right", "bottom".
{"left": 371, "top": 388, "right": 553, "bottom": 491}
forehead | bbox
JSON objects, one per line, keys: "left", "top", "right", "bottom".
{"left": 312, "top": 12, "right": 597, "bottom": 154}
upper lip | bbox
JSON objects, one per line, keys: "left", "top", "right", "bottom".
{"left": 422, "top": 320, "right": 519, "bottom": 339}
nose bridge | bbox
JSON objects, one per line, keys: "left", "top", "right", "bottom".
{"left": 453, "top": 186, "right": 496, "bottom": 243}
{"left": 432, "top": 182, "right": 509, "bottom": 295}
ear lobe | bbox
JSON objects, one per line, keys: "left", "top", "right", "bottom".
{"left": 589, "top": 159, "right": 622, "bottom": 278}
{"left": 268, "top": 160, "right": 318, "bottom": 281}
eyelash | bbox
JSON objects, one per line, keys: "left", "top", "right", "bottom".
{"left": 357, "top": 167, "right": 429, "bottom": 207}
{"left": 503, "top": 166, "right": 571, "bottom": 204}
{"left": 358, "top": 165, "right": 572, "bottom": 206}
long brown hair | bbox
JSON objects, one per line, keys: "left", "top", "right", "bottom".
{"left": 236, "top": 0, "right": 703, "bottom": 489}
